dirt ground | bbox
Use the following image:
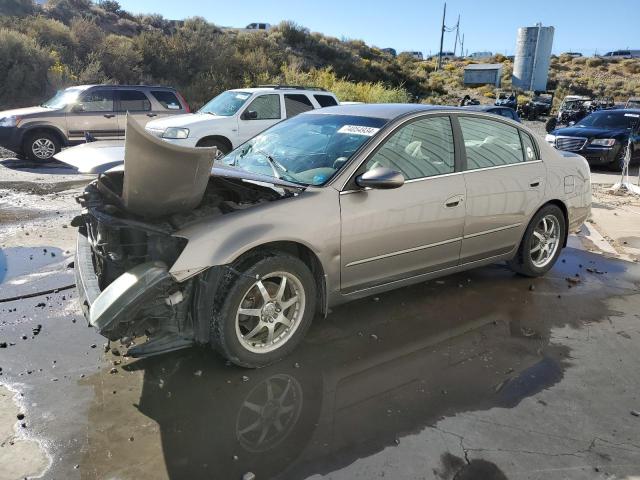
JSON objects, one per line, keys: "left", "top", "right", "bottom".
{"left": 1, "top": 134, "right": 640, "bottom": 479}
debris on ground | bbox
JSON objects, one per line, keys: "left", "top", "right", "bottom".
{"left": 242, "top": 472, "right": 256, "bottom": 480}
{"left": 566, "top": 277, "right": 581, "bottom": 285}
{"left": 631, "top": 410, "right": 640, "bottom": 417}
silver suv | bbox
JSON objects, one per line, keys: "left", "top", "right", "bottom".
{"left": 0, "top": 84, "right": 189, "bottom": 161}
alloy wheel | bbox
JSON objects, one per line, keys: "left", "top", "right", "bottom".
{"left": 235, "top": 272, "right": 306, "bottom": 353}
{"left": 530, "top": 214, "right": 561, "bottom": 268}
{"left": 32, "top": 138, "right": 56, "bottom": 159}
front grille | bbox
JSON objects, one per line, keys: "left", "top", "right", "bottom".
{"left": 555, "top": 136, "right": 588, "bottom": 152}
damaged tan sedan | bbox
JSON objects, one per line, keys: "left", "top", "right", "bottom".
{"left": 68, "top": 104, "right": 591, "bottom": 367}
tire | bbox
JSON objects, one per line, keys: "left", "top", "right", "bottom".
{"left": 609, "top": 145, "right": 630, "bottom": 171}
{"left": 209, "top": 253, "right": 317, "bottom": 368}
{"left": 196, "top": 138, "right": 230, "bottom": 159}
{"left": 545, "top": 117, "right": 557, "bottom": 133}
{"left": 508, "top": 204, "right": 566, "bottom": 277}
{"left": 23, "top": 131, "right": 61, "bottom": 161}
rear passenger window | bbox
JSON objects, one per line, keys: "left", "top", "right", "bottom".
{"left": 150, "top": 90, "right": 182, "bottom": 110}
{"left": 80, "top": 90, "right": 113, "bottom": 112}
{"left": 118, "top": 90, "right": 151, "bottom": 111}
{"left": 364, "top": 116, "right": 455, "bottom": 180}
{"left": 284, "top": 94, "right": 314, "bottom": 117}
{"left": 520, "top": 131, "right": 539, "bottom": 160}
{"left": 459, "top": 117, "right": 524, "bottom": 170}
{"left": 244, "top": 94, "right": 281, "bottom": 120}
{"left": 314, "top": 94, "right": 338, "bottom": 107}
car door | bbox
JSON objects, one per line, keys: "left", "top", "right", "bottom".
{"left": 340, "top": 115, "right": 466, "bottom": 293}
{"left": 115, "top": 89, "right": 155, "bottom": 134}
{"left": 66, "top": 88, "right": 119, "bottom": 142}
{"left": 236, "top": 94, "right": 282, "bottom": 144}
{"left": 457, "top": 115, "right": 545, "bottom": 263}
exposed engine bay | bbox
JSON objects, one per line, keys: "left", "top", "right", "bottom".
{"left": 74, "top": 170, "right": 289, "bottom": 356}
{"left": 69, "top": 116, "right": 301, "bottom": 357}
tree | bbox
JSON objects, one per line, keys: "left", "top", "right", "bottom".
{"left": 0, "top": 29, "right": 52, "bottom": 107}
{"left": 0, "top": 0, "right": 36, "bottom": 17}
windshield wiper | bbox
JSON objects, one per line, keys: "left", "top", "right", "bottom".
{"left": 253, "top": 149, "right": 288, "bottom": 179}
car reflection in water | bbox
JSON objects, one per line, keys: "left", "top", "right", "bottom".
{"left": 118, "top": 248, "right": 619, "bottom": 479}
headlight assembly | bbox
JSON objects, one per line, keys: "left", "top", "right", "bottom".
{"left": 589, "top": 138, "right": 616, "bottom": 147}
{"left": 0, "top": 116, "right": 18, "bottom": 127}
{"left": 162, "top": 127, "right": 190, "bottom": 139}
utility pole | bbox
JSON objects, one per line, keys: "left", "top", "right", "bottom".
{"left": 453, "top": 14, "right": 460, "bottom": 56}
{"left": 460, "top": 34, "right": 465, "bottom": 58}
{"left": 437, "top": 2, "right": 446, "bottom": 70}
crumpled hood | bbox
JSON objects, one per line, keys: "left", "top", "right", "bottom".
{"left": 552, "top": 126, "right": 629, "bottom": 139}
{"left": 0, "top": 106, "right": 52, "bottom": 118}
{"left": 145, "top": 112, "right": 227, "bottom": 130}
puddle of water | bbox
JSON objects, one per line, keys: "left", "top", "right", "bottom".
{"left": 0, "top": 246, "right": 73, "bottom": 298}
{"left": 76, "top": 248, "right": 640, "bottom": 480}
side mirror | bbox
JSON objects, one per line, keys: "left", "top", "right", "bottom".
{"left": 242, "top": 110, "right": 258, "bottom": 120}
{"left": 355, "top": 167, "right": 404, "bottom": 190}
{"left": 72, "top": 103, "right": 85, "bottom": 113}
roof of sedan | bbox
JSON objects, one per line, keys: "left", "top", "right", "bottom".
{"left": 462, "top": 105, "right": 512, "bottom": 112}
{"left": 310, "top": 103, "right": 459, "bottom": 120}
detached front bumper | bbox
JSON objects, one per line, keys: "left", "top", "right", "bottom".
{"left": 75, "top": 232, "right": 173, "bottom": 340}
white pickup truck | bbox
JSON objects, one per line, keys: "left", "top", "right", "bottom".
{"left": 144, "top": 85, "right": 339, "bottom": 156}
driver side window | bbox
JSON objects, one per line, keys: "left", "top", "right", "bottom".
{"left": 364, "top": 116, "right": 455, "bottom": 180}
{"left": 243, "top": 94, "right": 281, "bottom": 120}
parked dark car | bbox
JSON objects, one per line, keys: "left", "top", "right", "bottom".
{"left": 462, "top": 105, "right": 521, "bottom": 122}
{"left": 546, "top": 109, "right": 640, "bottom": 170}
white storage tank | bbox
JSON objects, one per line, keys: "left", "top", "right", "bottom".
{"left": 512, "top": 24, "right": 554, "bottom": 91}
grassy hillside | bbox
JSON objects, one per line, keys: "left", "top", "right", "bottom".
{"left": 1, "top": 0, "right": 640, "bottom": 110}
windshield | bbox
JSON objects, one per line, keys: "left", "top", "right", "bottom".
{"left": 42, "top": 88, "right": 84, "bottom": 109}
{"left": 222, "top": 113, "right": 388, "bottom": 186}
{"left": 576, "top": 111, "right": 640, "bottom": 129}
{"left": 199, "top": 90, "right": 251, "bottom": 116}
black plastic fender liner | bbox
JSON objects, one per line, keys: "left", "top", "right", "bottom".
{"left": 89, "top": 260, "right": 173, "bottom": 340}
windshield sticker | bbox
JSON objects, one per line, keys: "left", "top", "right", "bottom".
{"left": 337, "top": 125, "right": 380, "bottom": 136}
{"left": 235, "top": 93, "right": 250, "bottom": 100}
{"left": 624, "top": 113, "right": 640, "bottom": 117}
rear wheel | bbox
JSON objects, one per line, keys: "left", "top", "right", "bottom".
{"left": 209, "top": 254, "right": 317, "bottom": 368}
{"left": 509, "top": 204, "right": 566, "bottom": 277}
{"left": 24, "top": 131, "right": 61, "bottom": 161}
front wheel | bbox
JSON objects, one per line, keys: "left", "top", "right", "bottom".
{"left": 209, "top": 254, "right": 317, "bottom": 368}
{"left": 24, "top": 131, "right": 61, "bottom": 161}
{"left": 196, "top": 138, "right": 230, "bottom": 159}
{"left": 509, "top": 204, "right": 566, "bottom": 277}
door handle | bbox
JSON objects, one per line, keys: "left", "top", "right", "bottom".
{"left": 444, "top": 195, "right": 464, "bottom": 208}
{"left": 103, "top": 114, "right": 115, "bottom": 118}
{"left": 529, "top": 178, "right": 542, "bottom": 188}
{"left": 146, "top": 113, "right": 158, "bottom": 117}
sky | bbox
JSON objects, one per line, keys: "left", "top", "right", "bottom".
{"left": 117, "top": 0, "right": 637, "bottom": 57}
